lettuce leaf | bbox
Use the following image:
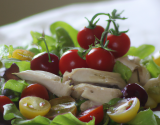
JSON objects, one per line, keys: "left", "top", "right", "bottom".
{"left": 127, "top": 109, "right": 158, "bottom": 125}
{"left": 51, "top": 112, "right": 95, "bottom": 125}
{"left": 3, "top": 103, "right": 95, "bottom": 125}
{"left": 0, "top": 45, "right": 14, "bottom": 58}
{"left": 113, "top": 61, "right": 132, "bottom": 82}
{"left": 145, "top": 58, "right": 160, "bottom": 78}
{"left": 125, "top": 44, "right": 155, "bottom": 59}
{"left": 4, "top": 79, "right": 29, "bottom": 93}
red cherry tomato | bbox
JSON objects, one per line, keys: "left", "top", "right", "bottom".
{"left": 107, "top": 33, "right": 130, "bottom": 58}
{"left": 31, "top": 53, "right": 59, "bottom": 75}
{"left": 0, "top": 95, "right": 13, "bottom": 113}
{"left": 86, "top": 47, "right": 115, "bottom": 72}
{"left": 78, "top": 105, "right": 104, "bottom": 125}
{"left": 21, "top": 84, "right": 49, "bottom": 100}
{"left": 77, "top": 26, "right": 105, "bottom": 49}
{"left": 59, "top": 50, "right": 88, "bottom": 74}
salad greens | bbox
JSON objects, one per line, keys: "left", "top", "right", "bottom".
{"left": 113, "top": 61, "right": 132, "bottom": 82}
{"left": 1, "top": 14, "right": 160, "bottom": 125}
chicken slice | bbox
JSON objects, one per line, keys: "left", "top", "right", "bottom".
{"left": 143, "top": 75, "right": 160, "bottom": 93}
{"left": 14, "top": 70, "right": 72, "bottom": 97}
{"left": 71, "top": 83, "right": 122, "bottom": 104}
{"left": 80, "top": 100, "right": 101, "bottom": 111}
{"left": 63, "top": 68, "right": 126, "bottom": 89}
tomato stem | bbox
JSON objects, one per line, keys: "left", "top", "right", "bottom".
{"left": 41, "top": 32, "right": 52, "bottom": 63}
{"left": 86, "top": 13, "right": 110, "bottom": 29}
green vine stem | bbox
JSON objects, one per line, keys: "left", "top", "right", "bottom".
{"left": 41, "top": 32, "right": 52, "bottom": 63}
{"left": 86, "top": 13, "right": 110, "bottom": 29}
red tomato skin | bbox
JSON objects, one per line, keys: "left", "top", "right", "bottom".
{"left": 107, "top": 33, "right": 130, "bottom": 58}
{"left": 79, "top": 105, "right": 104, "bottom": 125}
{"left": 77, "top": 26, "right": 105, "bottom": 49}
{"left": 0, "top": 95, "right": 13, "bottom": 113}
{"left": 59, "top": 50, "right": 88, "bottom": 74}
{"left": 21, "top": 84, "right": 49, "bottom": 100}
{"left": 86, "top": 48, "right": 115, "bottom": 72}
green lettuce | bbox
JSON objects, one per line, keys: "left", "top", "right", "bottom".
{"left": 127, "top": 109, "right": 159, "bottom": 125}
{"left": 113, "top": 61, "right": 132, "bottom": 82}
{"left": 0, "top": 45, "right": 14, "bottom": 58}
{"left": 125, "top": 44, "right": 155, "bottom": 59}
{"left": 4, "top": 79, "right": 29, "bottom": 93}
{"left": 3, "top": 104, "right": 95, "bottom": 125}
{"left": 145, "top": 58, "right": 160, "bottom": 78}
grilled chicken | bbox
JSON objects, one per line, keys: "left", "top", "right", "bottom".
{"left": 71, "top": 83, "right": 122, "bottom": 104}
{"left": 117, "top": 56, "right": 150, "bottom": 86}
{"left": 143, "top": 75, "right": 160, "bottom": 93}
{"left": 80, "top": 100, "right": 101, "bottom": 111}
{"left": 14, "top": 70, "right": 73, "bottom": 97}
{"left": 63, "top": 68, "right": 126, "bottom": 89}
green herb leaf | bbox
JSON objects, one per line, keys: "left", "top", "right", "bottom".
{"left": 50, "top": 21, "right": 79, "bottom": 47}
{"left": 125, "top": 44, "right": 155, "bottom": 59}
{"left": 113, "top": 61, "right": 132, "bottom": 82}
{"left": 0, "top": 45, "right": 14, "bottom": 58}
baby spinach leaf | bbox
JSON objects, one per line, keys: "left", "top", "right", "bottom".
{"left": 50, "top": 21, "right": 79, "bottom": 47}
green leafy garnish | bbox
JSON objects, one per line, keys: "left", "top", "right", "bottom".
{"left": 4, "top": 79, "right": 29, "bottom": 93}
{"left": 50, "top": 21, "right": 79, "bottom": 47}
{"left": 113, "top": 61, "right": 132, "bottom": 82}
{"left": 125, "top": 44, "right": 155, "bottom": 59}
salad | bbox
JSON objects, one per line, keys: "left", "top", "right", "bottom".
{"left": 0, "top": 9, "right": 160, "bottom": 125}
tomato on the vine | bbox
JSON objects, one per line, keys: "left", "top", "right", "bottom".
{"left": 0, "top": 95, "right": 13, "bottom": 113}
{"left": 77, "top": 25, "right": 105, "bottom": 49}
{"left": 21, "top": 84, "right": 49, "bottom": 100}
{"left": 78, "top": 105, "right": 104, "bottom": 125}
{"left": 107, "top": 33, "right": 130, "bottom": 58}
{"left": 86, "top": 47, "right": 115, "bottom": 72}
{"left": 59, "top": 50, "right": 88, "bottom": 74}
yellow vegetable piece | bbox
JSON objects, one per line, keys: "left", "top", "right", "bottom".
{"left": 153, "top": 51, "right": 160, "bottom": 66}
{"left": 10, "top": 49, "right": 34, "bottom": 61}
{"left": 107, "top": 98, "right": 140, "bottom": 123}
{"left": 19, "top": 96, "right": 51, "bottom": 119}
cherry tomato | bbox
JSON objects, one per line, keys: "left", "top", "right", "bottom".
{"left": 77, "top": 26, "right": 105, "bottom": 49}
{"left": 78, "top": 105, "right": 104, "bottom": 125}
{"left": 107, "top": 33, "right": 130, "bottom": 58}
{"left": 31, "top": 52, "right": 59, "bottom": 75}
{"left": 107, "top": 98, "right": 140, "bottom": 123}
{"left": 59, "top": 50, "right": 88, "bottom": 74}
{"left": 153, "top": 51, "right": 160, "bottom": 66}
{"left": 19, "top": 96, "right": 51, "bottom": 119}
{"left": 9, "top": 49, "right": 34, "bottom": 61}
{"left": 21, "top": 84, "right": 49, "bottom": 100}
{"left": 0, "top": 95, "right": 13, "bottom": 113}
{"left": 86, "top": 47, "right": 115, "bottom": 72}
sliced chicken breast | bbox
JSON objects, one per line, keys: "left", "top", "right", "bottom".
{"left": 63, "top": 68, "right": 126, "bottom": 89}
{"left": 71, "top": 83, "right": 122, "bottom": 104}
{"left": 15, "top": 70, "right": 73, "bottom": 97}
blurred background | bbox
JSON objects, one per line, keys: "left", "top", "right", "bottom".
{"left": 0, "top": 0, "right": 107, "bottom": 26}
